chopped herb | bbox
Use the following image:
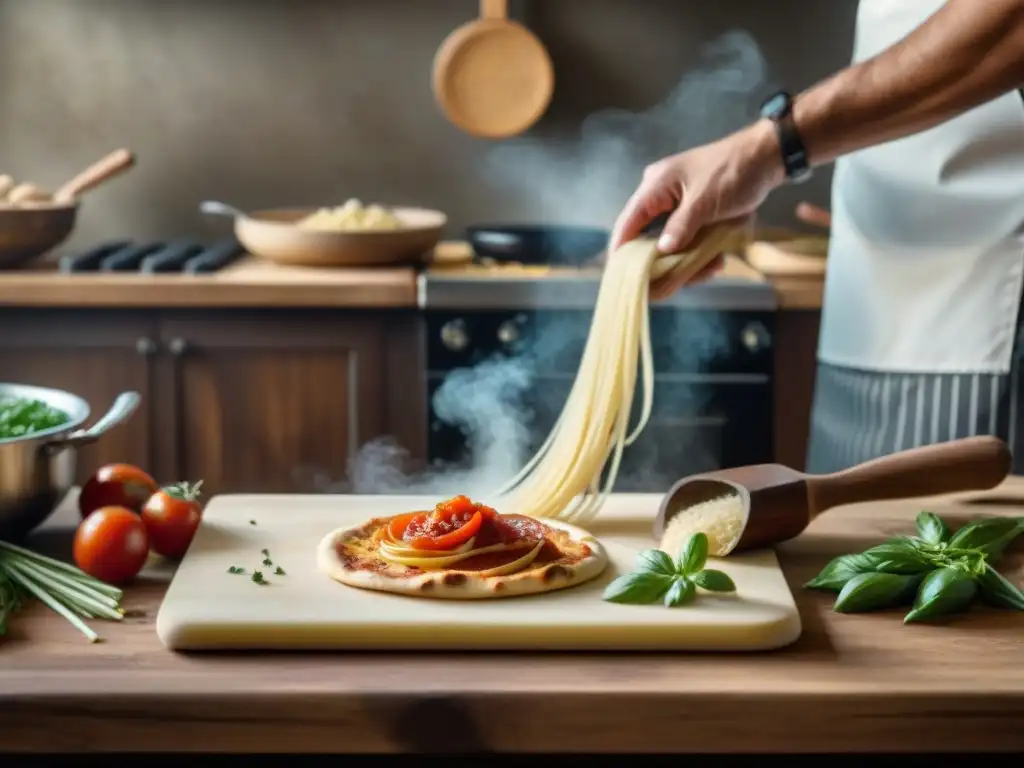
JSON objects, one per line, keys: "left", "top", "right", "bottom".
{"left": 227, "top": 566, "right": 244, "bottom": 574}
{"left": 262, "top": 558, "right": 273, "bottom": 567}
{"left": 274, "top": 566, "right": 286, "bottom": 576}
{"left": 261, "top": 548, "right": 269, "bottom": 556}
{"left": 0, "top": 397, "right": 71, "bottom": 440}
{"left": 251, "top": 570, "right": 268, "bottom": 585}
{"left": 249, "top": 520, "right": 257, "bottom": 526}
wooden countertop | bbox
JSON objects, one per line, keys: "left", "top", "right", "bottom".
{"left": 0, "top": 244, "right": 824, "bottom": 310}
{"left": 0, "top": 256, "right": 420, "bottom": 308}
{"left": 2, "top": 483, "right": 1022, "bottom": 753}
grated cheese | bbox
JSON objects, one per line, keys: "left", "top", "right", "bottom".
{"left": 659, "top": 492, "right": 747, "bottom": 558}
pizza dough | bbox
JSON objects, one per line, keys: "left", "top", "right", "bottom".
{"left": 317, "top": 512, "right": 607, "bottom": 600}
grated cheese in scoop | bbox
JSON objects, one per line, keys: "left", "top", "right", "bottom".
{"left": 660, "top": 492, "right": 746, "bottom": 558}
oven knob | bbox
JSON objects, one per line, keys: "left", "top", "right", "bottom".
{"left": 497, "top": 320, "right": 520, "bottom": 346}
{"left": 440, "top": 319, "right": 470, "bottom": 351}
{"left": 740, "top": 321, "right": 771, "bottom": 352}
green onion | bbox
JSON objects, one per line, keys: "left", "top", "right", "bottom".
{"left": 0, "top": 540, "right": 125, "bottom": 642}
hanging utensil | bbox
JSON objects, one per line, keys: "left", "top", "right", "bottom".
{"left": 432, "top": 0, "right": 554, "bottom": 139}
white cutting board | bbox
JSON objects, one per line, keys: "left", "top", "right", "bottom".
{"left": 156, "top": 494, "right": 802, "bottom": 652}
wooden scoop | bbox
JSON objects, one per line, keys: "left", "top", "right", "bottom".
{"left": 653, "top": 436, "right": 1012, "bottom": 556}
{"left": 432, "top": 0, "right": 554, "bottom": 139}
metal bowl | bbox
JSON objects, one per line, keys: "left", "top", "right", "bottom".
{"left": 0, "top": 384, "right": 140, "bottom": 540}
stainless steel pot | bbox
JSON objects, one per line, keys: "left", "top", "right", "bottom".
{"left": 0, "top": 384, "right": 140, "bottom": 540}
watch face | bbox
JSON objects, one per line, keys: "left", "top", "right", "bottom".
{"left": 761, "top": 92, "right": 790, "bottom": 120}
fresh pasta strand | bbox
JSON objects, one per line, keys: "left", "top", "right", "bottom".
{"left": 494, "top": 226, "right": 745, "bottom": 524}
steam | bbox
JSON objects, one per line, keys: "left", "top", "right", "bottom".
{"left": 344, "top": 357, "right": 535, "bottom": 497}
{"left": 299, "top": 30, "right": 770, "bottom": 497}
{"left": 480, "top": 29, "right": 771, "bottom": 226}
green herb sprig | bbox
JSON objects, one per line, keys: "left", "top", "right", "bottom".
{"left": 0, "top": 539, "right": 123, "bottom": 642}
{"left": 806, "top": 511, "right": 1024, "bottom": 623}
{"left": 603, "top": 532, "right": 736, "bottom": 607}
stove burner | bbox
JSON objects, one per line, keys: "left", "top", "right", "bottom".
{"left": 59, "top": 238, "right": 244, "bottom": 274}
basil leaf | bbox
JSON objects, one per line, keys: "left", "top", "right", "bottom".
{"left": 692, "top": 569, "right": 736, "bottom": 593}
{"left": 915, "top": 511, "right": 950, "bottom": 545}
{"left": 603, "top": 572, "right": 673, "bottom": 605}
{"left": 664, "top": 577, "right": 696, "bottom": 607}
{"left": 976, "top": 564, "right": 1024, "bottom": 611}
{"left": 635, "top": 548, "right": 676, "bottom": 576}
{"left": 676, "top": 532, "right": 708, "bottom": 575}
{"left": 804, "top": 553, "right": 880, "bottom": 591}
{"left": 947, "top": 517, "right": 1024, "bottom": 561}
{"left": 903, "top": 567, "right": 977, "bottom": 623}
{"left": 864, "top": 541, "right": 936, "bottom": 573}
{"left": 833, "top": 572, "right": 923, "bottom": 613}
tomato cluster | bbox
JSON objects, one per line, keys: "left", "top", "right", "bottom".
{"left": 73, "top": 464, "right": 204, "bottom": 584}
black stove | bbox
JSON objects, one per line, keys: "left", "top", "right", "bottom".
{"left": 58, "top": 238, "right": 245, "bottom": 274}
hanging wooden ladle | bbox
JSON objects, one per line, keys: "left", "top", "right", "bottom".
{"left": 432, "top": 0, "right": 555, "bottom": 139}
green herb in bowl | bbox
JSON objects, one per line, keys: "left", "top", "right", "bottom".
{"left": 0, "top": 398, "right": 71, "bottom": 439}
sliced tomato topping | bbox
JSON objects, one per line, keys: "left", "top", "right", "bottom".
{"left": 475, "top": 503, "right": 498, "bottom": 520}
{"left": 386, "top": 511, "right": 421, "bottom": 541}
{"left": 434, "top": 495, "right": 476, "bottom": 518}
{"left": 382, "top": 497, "right": 524, "bottom": 551}
{"left": 407, "top": 510, "right": 483, "bottom": 550}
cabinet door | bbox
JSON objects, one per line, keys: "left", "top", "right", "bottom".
{"left": 0, "top": 310, "right": 156, "bottom": 482}
{"left": 159, "top": 311, "right": 419, "bottom": 497}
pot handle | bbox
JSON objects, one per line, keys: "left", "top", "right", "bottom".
{"left": 44, "top": 392, "right": 141, "bottom": 455}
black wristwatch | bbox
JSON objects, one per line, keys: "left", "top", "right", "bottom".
{"left": 760, "top": 91, "right": 811, "bottom": 184}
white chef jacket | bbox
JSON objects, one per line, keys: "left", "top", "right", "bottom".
{"left": 817, "top": 0, "right": 1024, "bottom": 375}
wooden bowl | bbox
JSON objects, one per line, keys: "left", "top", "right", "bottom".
{"left": 0, "top": 204, "right": 77, "bottom": 269}
{"left": 234, "top": 207, "right": 448, "bottom": 268}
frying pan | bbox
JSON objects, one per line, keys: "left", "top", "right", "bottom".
{"left": 200, "top": 200, "right": 447, "bottom": 268}
{"left": 432, "top": 0, "right": 554, "bottom": 139}
{"left": 0, "top": 149, "right": 135, "bottom": 269}
{"left": 466, "top": 224, "right": 610, "bottom": 267}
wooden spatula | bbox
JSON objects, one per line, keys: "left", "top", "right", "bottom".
{"left": 653, "top": 436, "right": 1011, "bottom": 556}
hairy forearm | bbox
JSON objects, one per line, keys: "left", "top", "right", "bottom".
{"left": 792, "top": 0, "right": 1024, "bottom": 166}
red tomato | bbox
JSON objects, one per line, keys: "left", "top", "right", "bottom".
{"left": 79, "top": 463, "right": 158, "bottom": 518}
{"left": 140, "top": 481, "right": 204, "bottom": 559}
{"left": 73, "top": 506, "right": 150, "bottom": 584}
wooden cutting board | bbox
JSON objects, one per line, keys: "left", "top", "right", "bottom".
{"left": 156, "top": 494, "right": 802, "bottom": 652}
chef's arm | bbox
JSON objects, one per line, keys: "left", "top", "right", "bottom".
{"left": 791, "top": 0, "right": 1024, "bottom": 166}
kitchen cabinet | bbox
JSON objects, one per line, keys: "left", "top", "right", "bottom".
{"left": 155, "top": 310, "right": 426, "bottom": 496}
{"left": 0, "top": 309, "right": 157, "bottom": 476}
{"left": 0, "top": 309, "right": 427, "bottom": 495}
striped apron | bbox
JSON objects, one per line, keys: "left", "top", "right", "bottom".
{"left": 806, "top": 0, "right": 1024, "bottom": 474}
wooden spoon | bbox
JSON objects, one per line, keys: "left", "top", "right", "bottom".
{"left": 653, "top": 436, "right": 1012, "bottom": 556}
{"left": 432, "top": 0, "right": 554, "bottom": 139}
{"left": 52, "top": 148, "right": 135, "bottom": 204}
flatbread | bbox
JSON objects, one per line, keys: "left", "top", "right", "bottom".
{"left": 317, "top": 512, "right": 608, "bottom": 599}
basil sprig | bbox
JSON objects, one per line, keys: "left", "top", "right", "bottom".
{"left": 603, "top": 532, "right": 737, "bottom": 607}
{"left": 806, "top": 511, "right": 1024, "bottom": 624}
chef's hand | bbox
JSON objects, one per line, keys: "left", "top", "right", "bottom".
{"left": 610, "top": 121, "right": 784, "bottom": 290}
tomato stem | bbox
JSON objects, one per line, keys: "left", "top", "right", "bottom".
{"left": 164, "top": 479, "right": 203, "bottom": 502}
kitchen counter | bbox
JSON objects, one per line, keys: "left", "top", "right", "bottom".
{"left": 2, "top": 483, "right": 1022, "bottom": 754}
{"left": 0, "top": 256, "right": 420, "bottom": 308}
{"left": 0, "top": 247, "right": 824, "bottom": 309}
